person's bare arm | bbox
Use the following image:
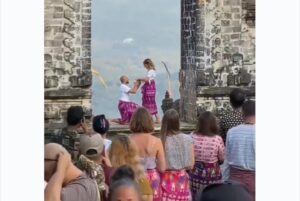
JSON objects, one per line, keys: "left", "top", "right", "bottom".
{"left": 137, "top": 77, "right": 150, "bottom": 82}
{"left": 79, "top": 120, "right": 90, "bottom": 135}
{"left": 187, "top": 143, "right": 195, "bottom": 169}
{"left": 45, "top": 171, "right": 64, "bottom": 201}
{"left": 45, "top": 153, "right": 71, "bottom": 201}
{"left": 128, "top": 81, "right": 141, "bottom": 94}
{"left": 156, "top": 138, "right": 166, "bottom": 172}
{"left": 218, "top": 137, "right": 225, "bottom": 165}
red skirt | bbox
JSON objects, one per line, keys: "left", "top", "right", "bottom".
{"left": 230, "top": 168, "right": 255, "bottom": 201}
{"left": 146, "top": 169, "right": 161, "bottom": 201}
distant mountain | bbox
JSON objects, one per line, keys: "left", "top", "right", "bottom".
{"left": 91, "top": 72, "right": 180, "bottom": 118}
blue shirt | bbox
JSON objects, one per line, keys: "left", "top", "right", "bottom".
{"left": 226, "top": 124, "right": 255, "bottom": 171}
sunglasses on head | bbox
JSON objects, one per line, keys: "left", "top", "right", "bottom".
{"left": 44, "top": 158, "right": 58, "bottom": 162}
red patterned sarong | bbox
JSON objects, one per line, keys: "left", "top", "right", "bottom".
{"left": 141, "top": 80, "right": 158, "bottom": 115}
{"left": 146, "top": 169, "right": 161, "bottom": 201}
{"left": 230, "top": 168, "right": 255, "bottom": 201}
{"left": 189, "top": 161, "right": 222, "bottom": 200}
{"left": 118, "top": 100, "right": 138, "bottom": 124}
{"left": 161, "top": 170, "right": 191, "bottom": 201}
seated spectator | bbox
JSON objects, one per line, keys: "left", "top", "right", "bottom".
{"left": 219, "top": 88, "right": 246, "bottom": 142}
{"left": 77, "top": 134, "right": 111, "bottom": 200}
{"left": 109, "top": 166, "right": 142, "bottom": 201}
{"left": 130, "top": 107, "right": 166, "bottom": 201}
{"left": 61, "top": 106, "right": 90, "bottom": 160}
{"left": 109, "top": 134, "right": 153, "bottom": 201}
{"left": 93, "top": 114, "right": 112, "bottom": 152}
{"left": 160, "top": 109, "right": 194, "bottom": 201}
{"left": 189, "top": 112, "right": 225, "bottom": 200}
{"left": 226, "top": 100, "right": 255, "bottom": 200}
{"left": 44, "top": 143, "right": 99, "bottom": 201}
{"left": 197, "top": 181, "right": 252, "bottom": 201}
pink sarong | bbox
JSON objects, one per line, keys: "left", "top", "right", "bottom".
{"left": 118, "top": 100, "right": 138, "bottom": 124}
{"left": 230, "top": 168, "right": 255, "bottom": 201}
{"left": 141, "top": 80, "right": 158, "bottom": 115}
{"left": 161, "top": 170, "right": 191, "bottom": 201}
{"left": 146, "top": 169, "right": 161, "bottom": 201}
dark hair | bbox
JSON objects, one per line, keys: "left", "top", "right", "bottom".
{"left": 130, "top": 107, "right": 154, "bottom": 133}
{"left": 66, "top": 106, "right": 84, "bottom": 126}
{"left": 109, "top": 166, "right": 141, "bottom": 201}
{"left": 229, "top": 88, "right": 246, "bottom": 108}
{"left": 195, "top": 111, "right": 219, "bottom": 136}
{"left": 160, "top": 109, "right": 180, "bottom": 148}
{"left": 93, "top": 115, "right": 110, "bottom": 135}
{"left": 111, "top": 165, "right": 135, "bottom": 183}
{"left": 198, "top": 181, "right": 252, "bottom": 201}
{"left": 242, "top": 100, "right": 255, "bottom": 117}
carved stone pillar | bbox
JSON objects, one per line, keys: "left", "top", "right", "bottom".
{"left": 44, "top": 0, "right": 92, "bottom": 140}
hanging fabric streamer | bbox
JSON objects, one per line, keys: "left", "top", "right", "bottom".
{"left": 91, "top": 67, "right": 108, "bottom": 88}
{"left": 161, "top": 61, "right": 173, "bottom": 98}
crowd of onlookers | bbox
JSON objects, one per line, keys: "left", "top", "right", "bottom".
{"left": 44, "top": 88, "right": 255, "bottom": 201}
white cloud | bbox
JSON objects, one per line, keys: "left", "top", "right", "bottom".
{"left": 122, "top": 37, "right": 134, "bottom": 44}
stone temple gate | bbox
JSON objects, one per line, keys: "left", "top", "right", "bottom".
{"left": 44, "top": 0, "right": 255, "bottom": 136}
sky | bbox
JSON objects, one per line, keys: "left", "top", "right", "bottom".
{"left": 91, "top": 0, "right": 181, "bottom": 118}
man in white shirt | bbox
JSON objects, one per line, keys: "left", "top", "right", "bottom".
{"left": 113, "top": 75, "right": 141, "bottom": 124}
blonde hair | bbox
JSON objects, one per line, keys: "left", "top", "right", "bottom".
{"left": 130, "top": 107, "right": 154, "bottom": 133}
{"left": 143, "top": 58, "right": 156, "bottom": 70}
{"left": 109, "top": 134, "right": 147, "bottom": 181}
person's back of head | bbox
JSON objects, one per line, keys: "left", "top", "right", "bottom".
{"left": 93, "top": 114, "right": 110, "bottom": 135}
{"left": 195, "top": 111, "right": 219, "bottom": 136}
{"left": 160, "top": 109, "right": 180, "bottom": 147}
{"left": 44, "top": 143, "right": 69, "bottom": 182}
{"left": 67, "top": 106, "right": 84, "bottom": 126}
{"left": 111, "top": 165, "right": 135, "bottom": 183}
{"left": 242, "top": 100, "right": 255, "bottom": 118}
{"left": 198, "top": 181, "right": 253, "bottom": 201}
{"left": 80, "top": 134, "right": 104, "bottom": 161}
{"left": 229, "top": 88, "right": 246, "bottom": 109}
{"left": 130, "top": 107, "right": 154, "bottom": 133}
{"left": 109, "top": 166, "right": 142, "bottom": 201}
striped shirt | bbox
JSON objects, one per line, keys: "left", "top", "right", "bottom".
{"left": 226, "top": 124, "right": 255, "bottom": 171}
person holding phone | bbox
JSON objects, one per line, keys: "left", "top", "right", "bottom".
{"left": 60, "top": 106, "right": 90, "bottom": 161}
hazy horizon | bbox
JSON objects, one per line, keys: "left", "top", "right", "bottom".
{"left": 91, "top": 0, "right": 181, "bottom": 118}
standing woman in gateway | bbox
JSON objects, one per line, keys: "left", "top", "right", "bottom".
{"left": 137, "top": 58, "right": 160, "bottom": 124}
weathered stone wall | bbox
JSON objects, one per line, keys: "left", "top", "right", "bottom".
{"left": 179, "top": 0, "right": 199, "bottom": 122}
{"left": 44, "top": 0, "right": 92, "bottom": 136}
{"left": 180, "top": 0, "right": 255, "bottom": 122}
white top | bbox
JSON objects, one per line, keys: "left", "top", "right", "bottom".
{"left": 104, "top": 139, "right": 112, "bottom": 152}
{"left": 120, "top": 84, "right": 131, "bottom": 102}
{"left": 147, "top": 69, "right": 156, "bottom": 82}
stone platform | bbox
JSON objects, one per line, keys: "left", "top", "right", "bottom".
{"left": 107, "top": 121, "right": 196, "bottom": 137}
